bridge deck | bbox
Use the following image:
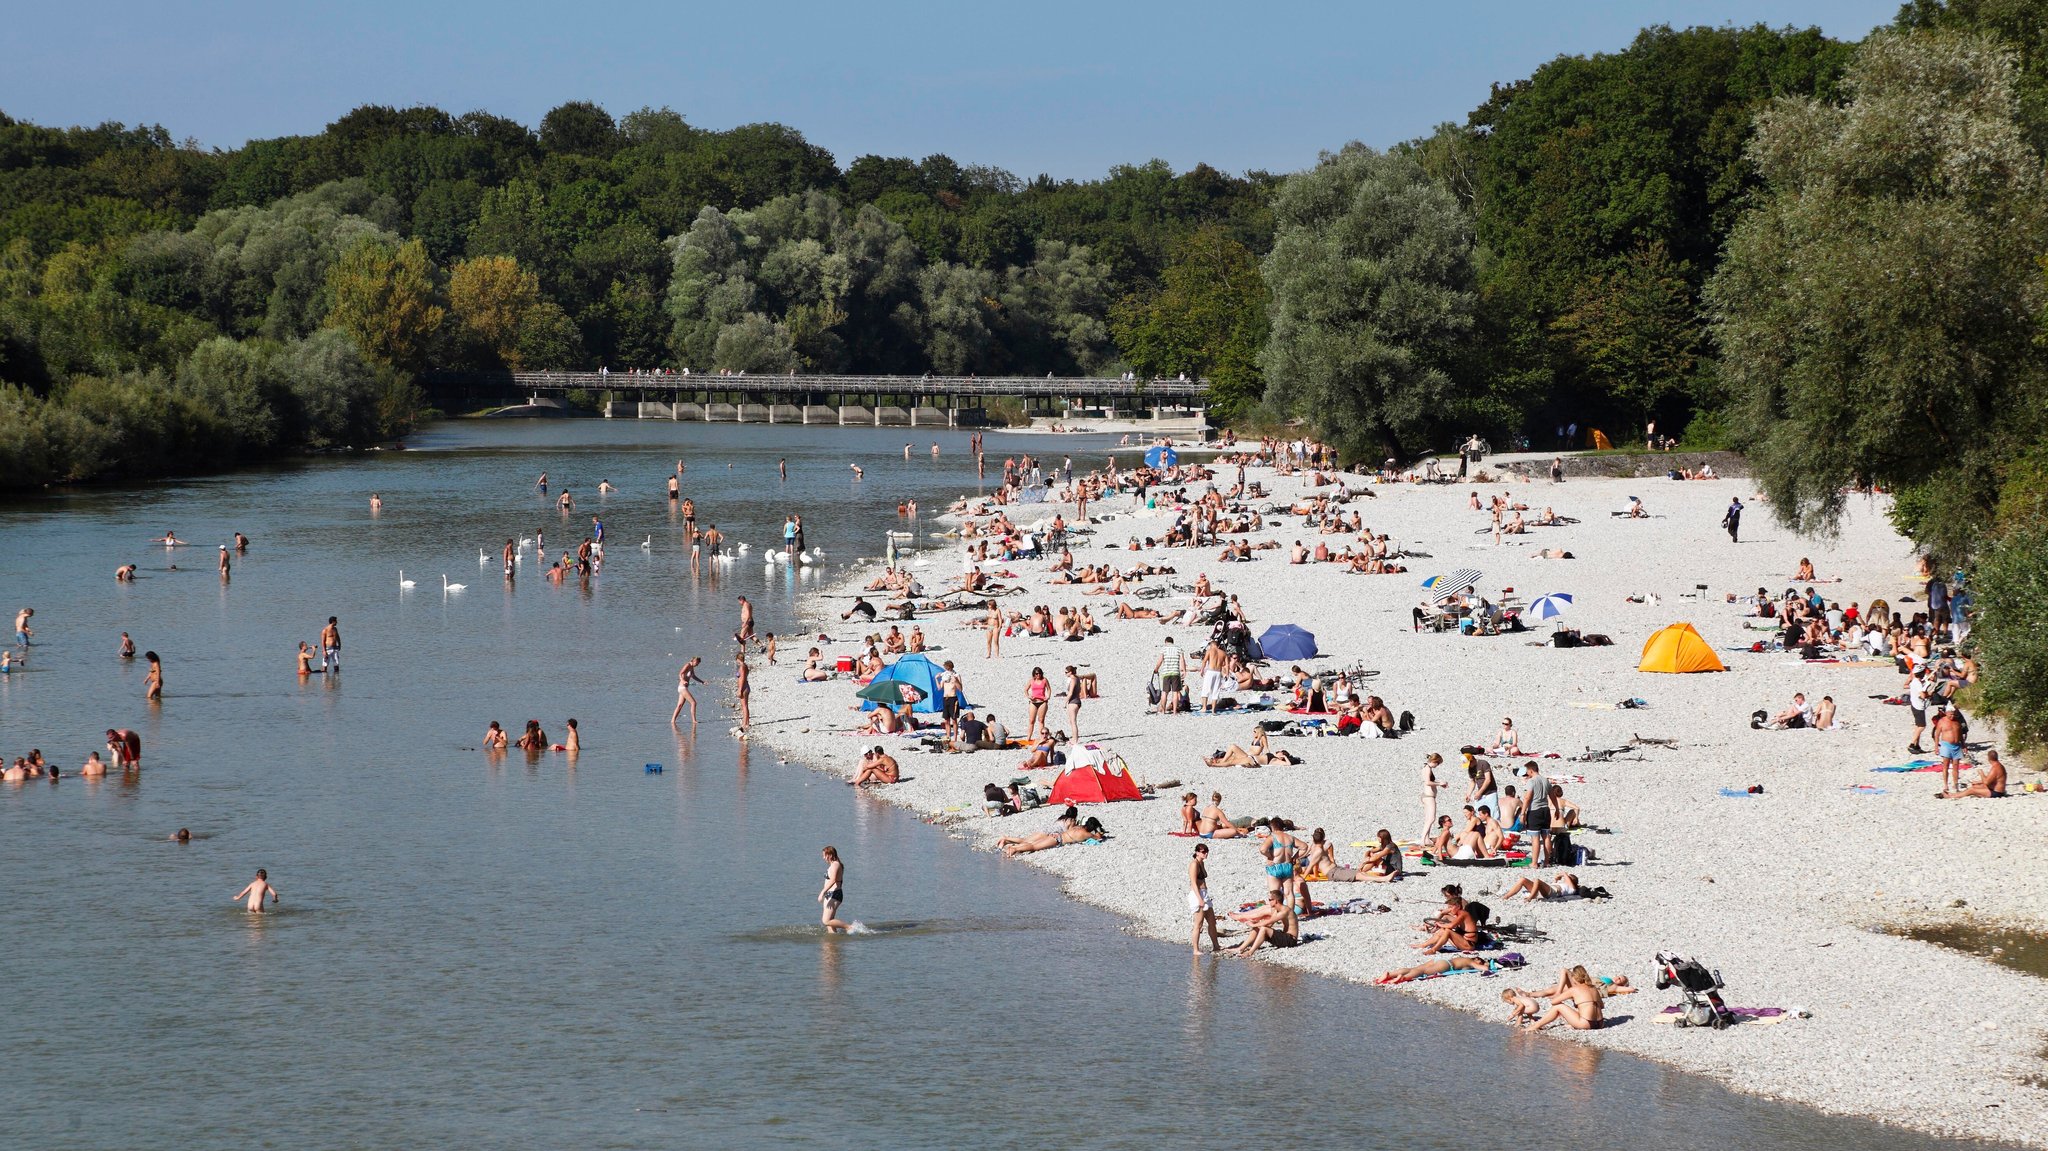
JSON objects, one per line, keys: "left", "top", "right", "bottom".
{"left": 503, "top": 372, "right": 1208, "bottom": 402}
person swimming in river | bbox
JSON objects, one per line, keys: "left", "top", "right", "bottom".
{"left": 233, "top": 869, "right": 280, "bottom": 913}
{"left": 296, "top": 641, "right": 323, "bottom": 675}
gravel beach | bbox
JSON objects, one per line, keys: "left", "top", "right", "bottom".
{"left": 748, "top": 458, "right": 2048, "bottom": 1146}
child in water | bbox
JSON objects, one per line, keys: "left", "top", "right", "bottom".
{"left": 233, "top": 869, "right": 280, "bottom": 913}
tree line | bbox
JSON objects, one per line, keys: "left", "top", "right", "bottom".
{"left": 5, "top": 6, "right": 2048, "bottom": 746}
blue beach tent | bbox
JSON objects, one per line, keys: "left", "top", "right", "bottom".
{"left": 1144, "top": 445, "right": 1180, "bottom": 468}
{"left": 858, "top": 653, "right": 973, "bottom": 715}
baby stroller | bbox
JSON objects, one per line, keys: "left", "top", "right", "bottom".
{"left": 1654, "top": 950, "right": 1733, "bottom": 1029}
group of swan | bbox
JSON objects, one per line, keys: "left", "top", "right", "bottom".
{"left": 398, "top": 571, "right": 465, "bottom": 592}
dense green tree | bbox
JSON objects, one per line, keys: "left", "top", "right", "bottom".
{"left": 1897, "top": 0, "right": 2048, "bottom": 150}
{"left": 1707, "top": 28, "right": 2048, "bottom": 549}
{"left": 1468, "top": 24, "right": 1854, "bottom": 434}
{"left": 324, "top": 237, "right": 445, "bottom": 371}
{"left": 1260, "top": 145, "right": 1476, "bottom": 461}
{"left": 1109, "top": 226, "right": 1268, "bottom": 422}
{"left": 1549, "top": 241, "right": 1699, "bottom": 431}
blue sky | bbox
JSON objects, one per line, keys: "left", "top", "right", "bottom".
{"left": 8, "top": 1, "right": 1901, "bottom": 178}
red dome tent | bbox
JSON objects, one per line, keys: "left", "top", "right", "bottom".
{"left": 1047, "top": 745, "right": 1143, "bottom": 804}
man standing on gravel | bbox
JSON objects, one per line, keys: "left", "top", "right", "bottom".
{"left": 1721, "top": 496, "right": 1743, "bottom": 543}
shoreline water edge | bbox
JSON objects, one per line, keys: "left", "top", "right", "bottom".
{"left": 747, "top": 452, "right": 2047, "bottom": 1148}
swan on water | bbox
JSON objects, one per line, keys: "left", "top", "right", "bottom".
{"left": 798, "top": 550, "right": 813, "bottom": 564}
{"left": 641, "top": 536, "right": 652, "bottom": 550}
{"left": 399, "top": 571, "right": 415, "bottom": 589}
{"left": 479, "top": 548, "right": 489, "bottom": 565}
{"left": 443, "top": 575, "right": 466, "bottom": 592}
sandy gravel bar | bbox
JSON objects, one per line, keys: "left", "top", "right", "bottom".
{"left": 749, "top": 460, "right": 2048, "bottom": 1146}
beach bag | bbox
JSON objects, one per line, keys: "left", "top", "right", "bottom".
{"left": 1549, "top": 830, "right": 1573, "bottom": 863}
{"left": 1147, "top": 676, "right": 1162, "bottom": 706}
{"left": 1582, "top": 633, "right": 1613, "bottom": 647}
{"left": 1398, "top": 710, "right": 1415, "bottom": 732}
{"left": 1466, "top": 901, "right": 1492, "bottom": 927}
{"left": 1553, "top": 629, "right": 1581, "bottom": 648}
{"left": 1750, "top": 709, "right": 1768, "bottom": 729}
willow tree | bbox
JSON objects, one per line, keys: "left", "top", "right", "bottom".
{"left": 1707, "top": 29, "right": 2048, "bottom": 555}
{"left": 1259, "top": 145, "right": 1476, "bottom": 460}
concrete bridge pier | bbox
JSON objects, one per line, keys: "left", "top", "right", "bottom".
{"left": 801, "top": 405, "right": 836, "bottom": 424}
{"left": 839, "top": 405, "right": 873, "bottom": 425}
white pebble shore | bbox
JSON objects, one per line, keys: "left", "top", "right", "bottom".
{"left": 750, "top": 459, "right": 2047, "bottom": 1146}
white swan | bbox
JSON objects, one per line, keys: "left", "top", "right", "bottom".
{"left": 442, "top": 575, "right": 466, "bottom": 592}
{"left": 399, "top": 570, "right": 415, "bottom": 589}
{"left": 810, "top": 547, "right": 825, "bottom": 558}
{"left": 518, "top": 536, "right": 533, "bottom": 548}
{"left": 737, "top": 542, "right": 751, "bottom": 553}
{"left": 798, "top": 550, "right": 814, "bottom": 565}
{"left": 479, "top": 548, "right": 489, "bottom": 566}
{"left": 773, "top": 550, "right": 790, "bottom": 564}
{"left": 641, "top": 535, "right": 652, "bottom": 550}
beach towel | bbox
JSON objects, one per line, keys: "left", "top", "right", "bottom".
{"left": 1872, "top": 759, "right": 1942, "bottom": 774}
{"left": 1718, "top": 787, "right": 1763, "bottom": 797}
{"left": 1844, "top": 785, "right": 1888, "bottom": 794}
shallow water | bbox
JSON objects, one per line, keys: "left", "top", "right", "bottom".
{"left": 1899, "top": 922, "right": 2048, "bottom": 981}
{"left": 0, "top": 420, "right": 1987, "bottom": 1149}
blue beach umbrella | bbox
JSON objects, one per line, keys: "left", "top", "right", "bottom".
{"left": 1527, "top": 593, "right": 1574, "bottom": 620}
{"left": 1257, "top": 624, "right": 1319, "bottom": 661}
{"left": 1144, "top": 445, "right": 1179, "bottom": 468}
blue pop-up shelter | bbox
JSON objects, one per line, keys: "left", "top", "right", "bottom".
{"left": 1144, "top": 445, "right": 1180, "bottom": 468}
{"left": 857, "top": 653, "right": 974, "bottom": 714}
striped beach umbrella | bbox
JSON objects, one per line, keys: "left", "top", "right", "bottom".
{"left": 1422, "top": 568, "right": 1483, "bottom": 602}
{"left": 1527, "top": 592, "right": 1574, "bottom": 620}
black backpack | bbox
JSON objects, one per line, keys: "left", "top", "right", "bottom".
{"left": 1398, "top": 710, "right": 1415, "bottom": 732}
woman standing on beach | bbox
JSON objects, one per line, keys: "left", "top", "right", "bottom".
{"left": 1188, "top": 844, "right": 1222, "bottom": 954}
{"left": 985, "top": 600, "right": 1003, "bottom": 658}
{"left": 1061, "top": 665, "right": 1084, "bottom": 742}
{"left": 819, "top": 847, "right": 849, "bottom": 934}
{"left": 1421, "top": 753, "right": 1447, "bottom": 840}
{"left": 1025, "top": 667, "right": 1050, "bottom": 739}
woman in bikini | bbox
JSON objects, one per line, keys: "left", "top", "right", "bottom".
{"left": 818, "top": 846, "right": 850, "bottom": 933}
{"left": 1061, "top": 666, "right": 1084, "bottom": 742}
{"left": 1024, "top": 667, "right": 1050, "bottom": 739}
{"left": 1358, "top": 828, "right": 1403, "bottom": 883}
{"left": 671, "top": 657, "right": 705, "bottom": 727}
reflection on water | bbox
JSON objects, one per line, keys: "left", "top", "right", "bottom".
{"left": 0, "top": 420, "right": 1991, "bottom": 1150}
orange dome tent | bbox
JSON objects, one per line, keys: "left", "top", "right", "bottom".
{"left": 1638, "top": 622, "right": 1725, "bottom": 673}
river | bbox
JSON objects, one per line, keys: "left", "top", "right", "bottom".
{"left": 0, "top": 419, "right": 1980, "bottom": 1149}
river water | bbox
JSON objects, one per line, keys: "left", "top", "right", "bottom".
{"left": 0, "top": 420, "right": 1977, "bottom": 1150}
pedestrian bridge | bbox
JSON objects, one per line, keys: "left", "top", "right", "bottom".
{"left": 490, "top": 371, "right": 1210, "bottom": 428}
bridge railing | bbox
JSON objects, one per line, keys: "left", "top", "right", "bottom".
{"left": 495, "top": 371, "right": 1209, "bottom": 402}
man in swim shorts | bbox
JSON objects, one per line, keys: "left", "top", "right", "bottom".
{"left": 1931, "top": 705, "right": 1967, "bottom": 795}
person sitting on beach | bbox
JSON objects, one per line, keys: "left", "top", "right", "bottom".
{"left": 1546, "top": 784, "right": 1581, "bottom": 829}
{"left": 801, "top": 648, "right": 833, "bottom": 681}
{"left": 854, "top": 745, "right": 900, "bottom": 786}
{"left": 998, "top": 810, "right": 1104, "bottom": 856}
{"left": 1761, "top": 693, "right": 1813, "bottom": 729}
{"left": 1017, "top": 733, "right": 1064, "bottom": 770}
{"left": 1518, "top": 966, "right": 1607, "bottom": 1031}
{"left": 1938, "top": 749, "right": 2008, "bottom": 799}
{"left": 841, "top": 596, "right": 878, "bottom": 622}
{"left": 1227, "top": 890, "right": 1299, "bottom": 956}
{"left": 882, "top": 626, "right": 906, "bottom": 654}
{"left": 1490, "top": 717, "right": 1522, "bottom": 756}
{"left": 1412, "top": 891, "right": 1480, "bottom": 952}
{"left": 855, "top": 705, "right": 906, "bottom": 736}
{"left": 1199, "top": 792, "right": 1246, "bottom": 838}
{"left": 1811, "top": 694, "right": 1837, "bottom": 730}
{"left": 1357, "top": 829, "right": 1403, "bottom": 883}
{"left": 1502, "top": 966, "right": 1634, "bottom": 1024}
{"left": 1624, "top": 496, "right": 1646, "bottom": 518}
{"left": 907, "top": 626, "right": 926, "bottom": 653}
{"left": 1424, "top": 813, "right": 1458, "bottom": 858}
{"left": 1794, "top": 557, "right": 1816, "bottom": 581}
{"left": 1501, "top": 872, "right": 1582, "bottom": 902}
